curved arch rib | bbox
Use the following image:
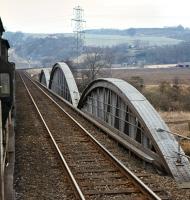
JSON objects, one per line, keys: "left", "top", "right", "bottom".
{"left": 39, "top": 68, "right": 50, "bottom": 87}
{"left": 49, "top": 62, "right": 80, "bottom": 107}
{"left": 78, "top": 78, "right": 190, "bottom": 183}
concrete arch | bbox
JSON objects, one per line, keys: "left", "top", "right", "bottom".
{"left": 78, "top": 78, "right": 190, "bottom": 182}
{"left": 49, "top": 62, "right": 80, "bottom": 107}
{"left": 39, "top": 68, "right": 50, "bottom": 87}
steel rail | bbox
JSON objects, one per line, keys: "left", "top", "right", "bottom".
{"left": 18, "top": 72, "right": 86, "bottom": 200}
{"left": 23, "top": 71, "right": 162, "bottom": 200}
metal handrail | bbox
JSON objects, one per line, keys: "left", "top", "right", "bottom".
{"left": 156, "top": 128, "right": 190, "bottom": 164}
{"left": 156, "top": 128, "right": 190, "bottom": 140}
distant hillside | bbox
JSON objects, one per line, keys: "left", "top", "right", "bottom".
{"left": 3, "top": 26, "right": 189, "bottom": 68}
{"left": 4, "top": 31, "right": 77, "bottom": 68}
{"left": 84, "top": 34, "right": 181, "bottom": 47}
{"left": 86, "top": 25, "right": 190, "bottom": 40}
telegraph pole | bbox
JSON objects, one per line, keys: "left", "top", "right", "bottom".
{"left": 72, "top": 5, "right": 86, "bottom": 66}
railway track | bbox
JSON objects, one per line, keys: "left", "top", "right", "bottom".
{"left": 19, "top": 71, "right": 164, "bottom": 200}
{"left": 15, "top": 73, "right": 77, "bottom": 200}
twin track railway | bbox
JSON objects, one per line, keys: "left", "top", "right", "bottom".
{"left": 17, "top": 71, "right": 166, "bottom": 200}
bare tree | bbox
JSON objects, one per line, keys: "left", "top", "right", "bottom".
{"left": 78, "top": 47, "right": 114, "bottom": 90}
{"left": 82, "top": 47, "right": 111, "bottom": 80}
{"left": 83, "top": 47, "right": 103, "bottom": 81}
{"left": 103, "top": 47, "right": 114, "bottom": 77}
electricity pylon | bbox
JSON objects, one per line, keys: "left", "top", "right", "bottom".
{"left": 72, "top": 5, "right": 86, "bottom": 66}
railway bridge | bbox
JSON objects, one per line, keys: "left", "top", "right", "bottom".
{"left": 38, "top": 62, "right": 190, "bottom": 185}
{"left": 1, "top": 17, "right": 190, "bottom": 200}
{"left": 1, "top": 61, "right": 190, "bottom": 200}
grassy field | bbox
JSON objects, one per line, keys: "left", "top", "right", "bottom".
{"left": 84, "top": 34, "right": 182, "bottom": 47}
{"left": 160, "top": 111, "right": 190, "bottom": 155}
{"left": 110, "top": 67, "right": 190, "bottom": 85}
{"left": 65, "top": 33, "right": 182, "bottom": 47}
{"left": 160, "top": 112, "right": 190, "bottom": 135}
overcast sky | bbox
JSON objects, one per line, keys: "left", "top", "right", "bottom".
{"left": 1, "top": 0, "right": 190, "bottom": 33}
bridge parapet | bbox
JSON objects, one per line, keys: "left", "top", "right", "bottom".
{"left": 78, "top": 78, "right": 190, "bottom": 184}
{"left": 39, "top": 68, "right": 50, "bottom": 87}
{"left": 49, "top": 62, "right": 80, "bottom": 107}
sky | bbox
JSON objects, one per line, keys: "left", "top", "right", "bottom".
{"left": 1, "top": 0, "right": 190, "bottom": 33}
